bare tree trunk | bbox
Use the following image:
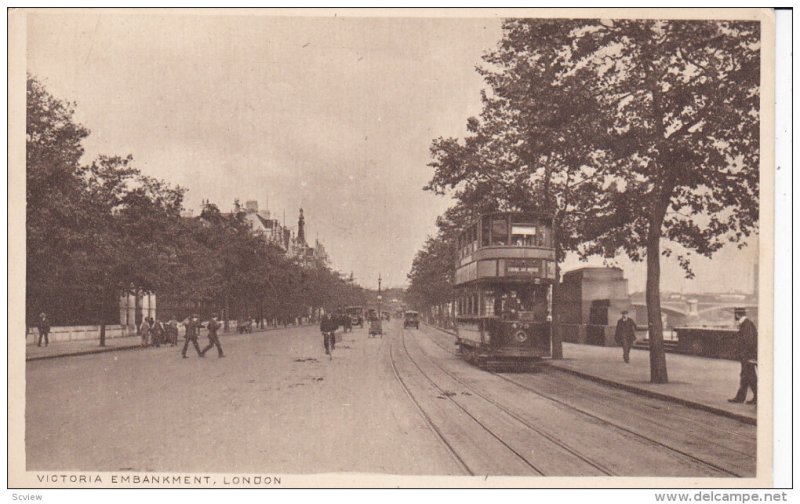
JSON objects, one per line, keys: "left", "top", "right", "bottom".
{"left": 99, "top": 284, "right": 107, "bottom": 347}
{"left": 646, "top": 196, "right": 670, "bottom": 384}
{"left": 223, "top": 297, "right": 230, "bottom": 331}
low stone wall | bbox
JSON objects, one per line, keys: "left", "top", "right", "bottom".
{"left": 557, "top": 324, "right": 617, "bottom": 346}
{"left": 26, "top": 325, "right": 137, "bottom": 345}
{"left": 27, "top": 319, "right": 318, "bottom": 345}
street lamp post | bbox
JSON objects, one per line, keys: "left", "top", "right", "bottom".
{"left": 377, "top": 274, "right": 383, "bottom": 334}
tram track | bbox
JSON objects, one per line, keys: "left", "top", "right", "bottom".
{"left": 398, "top": 328, "right": 614, "bottom": 476}
{"left": 423, "top": 327, "right": 754, "bottom": 446}
{"left": 389, "top": 336, "right": 550, "bottom": 475}
{"left": 418, "top": 325, "right": 748, "bottom": 477}
{"left": 387, "top": 341, "right": 474, "bottom": 476}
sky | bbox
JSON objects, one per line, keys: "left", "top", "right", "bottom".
{"left": 26, "top": 11, "right": 758, "bottom": 294}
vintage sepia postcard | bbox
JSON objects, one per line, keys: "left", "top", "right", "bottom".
{"left": 8, "top": 7, "right": 778, "bottom": 489}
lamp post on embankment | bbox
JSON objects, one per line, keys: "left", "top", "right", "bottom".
{"left": 377, "top": 274, "right": 383, "bottom": 333}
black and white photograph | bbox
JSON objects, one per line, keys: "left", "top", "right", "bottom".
{"left": 8, "top": 7, "right": 780, "bottom": 490}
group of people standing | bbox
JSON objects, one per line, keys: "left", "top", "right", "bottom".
{"left": 138, "top": 316, "right": 179, "bottom": 348}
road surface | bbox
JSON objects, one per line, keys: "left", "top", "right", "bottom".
{"left": 26, "top": 321, "right": 756, "bottom": 476}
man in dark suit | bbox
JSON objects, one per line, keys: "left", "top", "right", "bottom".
{"left": 181, "top": 314, "right": 203, "bottom": 358}
{"left": 614, "top": 310, "right": 637, "bottom": 363}
{"left": 729, "top": 308, "right": 757, "bottom": 405}
{"left": 201, "top": 314, "right": 225, "bottom": 358}
{"left": 320, "top": 312, "right": 337, "bottom": 359}
{"left": 37, "top": 312, "right": 50, "bottom": 347}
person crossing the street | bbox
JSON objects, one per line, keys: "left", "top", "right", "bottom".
{"left": 181, "top": 314, "right": 203, "bottom": 358}
{"left": 200, "top": 313, "right": 225, "bottom": 358}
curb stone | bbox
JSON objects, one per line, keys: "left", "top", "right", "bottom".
{"left": 422, "top": 322, "right": 756, "bottom": 426}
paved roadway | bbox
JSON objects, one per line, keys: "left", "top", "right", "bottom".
{"left": 26, "top": 321, "right": 756, "bottom": 476}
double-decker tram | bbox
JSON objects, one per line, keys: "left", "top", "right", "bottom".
{"left": 453, "top": 212, "right": 556, "bottom": 370}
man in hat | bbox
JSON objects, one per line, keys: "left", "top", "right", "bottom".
{"left": 181, "top": 314, "right": 203, "bottom": 358}
{"left": 614, "top": 310, "right": 638, "bottom": 363}
{"left": 36, "top": 312, "right": 50, "bottom": 347}
{"left": 729, "top": 308, "right": 757, "bottom": 405}
{"left": 201, "top": 313, "right": 225, "bottom": 358}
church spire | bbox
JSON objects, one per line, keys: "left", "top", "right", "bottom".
{"left": 297, "top": 208, "right": 306, "bottom": 245}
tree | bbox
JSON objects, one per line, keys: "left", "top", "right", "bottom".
{"left": 406, "top": 235, "right": 455, "bottom": 316}
{"left": 424, "top": 19, "right": 760, "bottom": 383}
{"left": 27, "top": 75, "right": 191, "bottom": 335}
{"left": 26, "top": 75, "right": 91, "bottom": 324}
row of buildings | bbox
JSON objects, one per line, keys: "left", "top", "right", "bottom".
{"left": 182, "top": 199, "right": 329, "bottom": 265}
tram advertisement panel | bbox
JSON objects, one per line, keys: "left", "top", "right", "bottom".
{"left": 505, "top": 259, "right": 541, "bottom": 276}
{"left": 504, "top": 259, "right": 556, "bottom": 280}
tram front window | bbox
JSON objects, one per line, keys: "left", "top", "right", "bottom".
{"left": 511, "top": 224, "right": 536, "bottom": 247}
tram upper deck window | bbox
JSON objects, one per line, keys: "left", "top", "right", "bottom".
{"left": 511, "top": 224, "right": 537, "bottom": 246}
{"left": 481, "top": 216, "right": 491, "bottom": 246}
{"left": 509, "top": 215, "right": 553, "bottom": 247}
{"left": 468, "top": 224, "right": 478, "bottom": 253}
{"left": 491, "top": 216, "right": 509, "bottom": 245}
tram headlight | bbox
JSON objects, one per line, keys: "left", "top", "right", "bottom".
{"left": 513, "top": 330, "right": 528, "bottom": 343}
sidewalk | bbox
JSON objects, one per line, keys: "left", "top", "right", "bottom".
{"left": 550, "top": 343, "right": 757, "bottom": 425}
{"left": 26, "top": 334, "right": 143, "bottom": 361}
{"left": 26, "top": 323, "right": 314, "bottom": 361}
{"left": 425, "top": 323, "right": 756, "bottom": 426}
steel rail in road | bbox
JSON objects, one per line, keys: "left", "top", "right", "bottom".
{"left": 387, "top": 341, "right": 475, "bottom": 476}
{"left": 419, "top": 326, "right": 745, "bottom": 478}
{"left": 401, "top": 327, "right": 615, "bottom": 476}
{"left": 393, "top": 329, "right": 552, "bottom": 476}
{"left": 390, "top": 333, "right": 548, "bottom": 476}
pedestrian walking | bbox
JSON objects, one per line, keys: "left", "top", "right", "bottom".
{"left": 140, "top": 317, "right": 152, "bottom": 347}
{"left": 181, "top": 314, "right": 203, "bottom": 358}
{"left": 200, "top": 314, "right": 225, "bottom": 358}
{"left": 36, "top": 312, "right": 50, "bottom": 347}
{"left": 614, "top": 310, "right": 637, "bottom": 363}
{"left": 320, "top": 312, "right": 337, "bottom": 359}
{"left": 728, "top": 308, "right": 758, "bottom": 405}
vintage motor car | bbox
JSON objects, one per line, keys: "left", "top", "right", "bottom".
{"left": 403, "top": 311, "right": 420, "bottom": 329}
